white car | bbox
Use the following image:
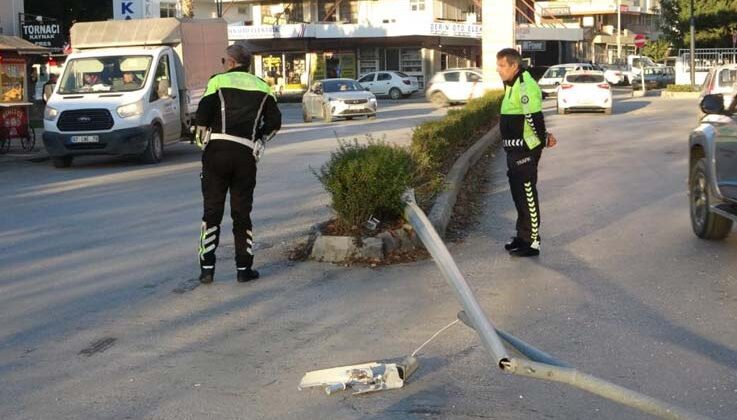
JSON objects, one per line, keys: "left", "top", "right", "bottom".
{"left": 425, "top": 69, "right": 485, "bottom": 107}
{"left": 539, "top": 63, "right": 595, "bottom": 97}
{"left": 700, "top": 64, "right": 737, "bottom": 109}
{"left": 357, "top": 71, "right": 418, "bottom": 100}
{"left": 595, "top": 64, "right": 626, "bottom": 85}
{"left": 302, "top": 78, "right": 377, "bottom": 123}
{"left": 556, "top": 71, "right": 613, "bottom": 115}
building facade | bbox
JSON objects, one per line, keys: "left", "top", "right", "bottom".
{"left": 173, "top": 0, "right": 582, "bottom": 94}
{"left": 535, "top": 0, "right": 662, "bottom": 64}
{"left": 0, "top": 0, "right": 25, "bottom": 36}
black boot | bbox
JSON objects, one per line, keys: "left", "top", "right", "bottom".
{"left": 504, "top": 237, "right": 526, "bottom": 251}
{"left": 509, "top": 241, "right": 540, "bottom": 257}
{"left": 199, "top": 267, "right": 215, "bottom": 284}
{"left": 237, "top": 268, "right": 260, "bottom": 283}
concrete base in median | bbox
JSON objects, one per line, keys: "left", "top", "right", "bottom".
{"left": 662, "top": 91, "right": 701, "bottom": 99}
{"left": 309, "top": 225, "right": 417, "bottom": 264}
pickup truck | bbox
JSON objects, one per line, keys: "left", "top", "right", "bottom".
{"left": 42, "top": 18, "right": 227, "bottom": 168}
{"left": 689, "top": 93, "right": 737, "bottom": 239}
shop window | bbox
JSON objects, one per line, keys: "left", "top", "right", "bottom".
{"left": 400, "top": 49, "right": 422, "bottom": 73}
{"left": 0, "top": 59, "right": 26, "bottom": 103}
{"left": 262, "top": 55, "right": 284, "bottom": 94}
{"left": 359, "top": 48, "right": 379, "bottom": 75}
{"left": 410, "top": 0, "right": 426, "bottom": 12}
{"left": 385, "top": 49, "right": 400, "bottom": 71}
{"left": 285, "top": 53, "right": 307, "bottom": 89}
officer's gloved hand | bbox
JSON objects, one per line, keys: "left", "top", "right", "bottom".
{"left": 194, "top": 126, "right": 209, "bottom": 150}
{"left": 253, "top": 139, "right": 266, "bottom": 162}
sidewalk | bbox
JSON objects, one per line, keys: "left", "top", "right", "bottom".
{"left": 0, "top": 128, "right": 48, "bottom": 164}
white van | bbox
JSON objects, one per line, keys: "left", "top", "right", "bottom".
{"left": 42, "top": 18, "right": 227, "bottom": 168}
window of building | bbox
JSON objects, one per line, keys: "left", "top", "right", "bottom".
{"left": 318, "top": 0, "right": 357, "bottom": 23}
{"left": 410, "top": 0, "right": 426, "bottom": 11}
{"left": 237, "top": 5, "right": 253, "bottom": 24}
{"left": 160, "top": 1, "right": 178, "bottom": 18}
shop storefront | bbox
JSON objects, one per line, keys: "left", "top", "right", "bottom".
{"left": 0, "top": 35, "right": 49, "bottom": 153}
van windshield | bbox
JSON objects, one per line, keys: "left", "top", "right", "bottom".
{"left": 58, "top": 56, "right": 152, "bottom": 94}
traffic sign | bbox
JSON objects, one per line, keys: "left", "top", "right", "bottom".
{"left": 634, "top": 34, "right": 647, "bottom": 49}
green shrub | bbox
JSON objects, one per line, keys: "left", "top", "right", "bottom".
{"left": 411, "top": 90, "right": 504, "bottom": 172}
{"left": 314, "top": 139, "right": 416, "bottom": 230}
{"left": 666, "top": 84, "right": 700, "bottom": 92}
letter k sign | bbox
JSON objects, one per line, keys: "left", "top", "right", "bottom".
{"left": 122, "top": 2, "right": 134, "bottom": 15}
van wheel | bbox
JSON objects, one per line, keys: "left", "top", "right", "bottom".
{"left": 141, "top": 125, "right": 164, "bottom": 164}
{"left": 323, "top": 104, "right": 333, "bottom": 123}
{"left": 389, "top": 88, "right": 402, "bottom": 100}
{"left": 690, "top": 158, "right": 732, "bottom": 240}
{"left": 52, "top": 156, "right": 73, "bottom": 168}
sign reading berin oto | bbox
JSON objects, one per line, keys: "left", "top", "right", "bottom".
{"left": 21, "top": 21, "right": 64, "bottom": 50}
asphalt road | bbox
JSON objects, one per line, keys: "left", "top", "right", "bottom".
{"left": 2, "top": 91, "right": 735, "bottom": 420}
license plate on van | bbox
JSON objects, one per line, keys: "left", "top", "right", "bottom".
{"left": 70, "top": 135, "right": 99, "bottom": 144}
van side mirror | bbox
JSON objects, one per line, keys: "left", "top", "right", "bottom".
{"left": 700, "top": 94, "right": 725, "bottom": 115}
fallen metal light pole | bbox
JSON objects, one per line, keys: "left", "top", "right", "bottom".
{"left": 401, "top": 190, "right": 711, "bottom": 420}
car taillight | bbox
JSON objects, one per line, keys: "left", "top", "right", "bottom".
{"left": 598, "top": 83, "right": 610, "bottom": 89}
{"left": 403, "top": 80, "right": 411, "bottom": 85}
{"left": 560, "top": 84, "right": 573, "bottom": 89}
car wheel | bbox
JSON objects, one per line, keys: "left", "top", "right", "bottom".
{"left": 302, "top": 107, "right": 312, "bottom": 123}
{"left": 323, "top": 103, "right": 333, "bottom": 123}
{"left": 52, "top": 156, "right": 73, "bottom": 168}
{"left": 389, "top": 88, "right": 402, "bottom": 100}
{"left": 690, "top": 158, "right": 733, "bottom": 240}
{"left": 557, "top": 104, "right": 566, "bottom": 115}
{"left": 141, "top": 125, "right": 163, "bottom": 164}
{"left": 430, "top": 91, "right": 448, "bottom": 107}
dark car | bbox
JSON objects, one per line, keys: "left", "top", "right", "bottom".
{"left": 632, "top": 66, "right": 676, "bottom": 89}
{"left": 689, "top": 93, "right": 737, "bottom": 239}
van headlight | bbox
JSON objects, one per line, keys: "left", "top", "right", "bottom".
{"left": 44, "top": 106, "right": 59, "bottom": 121}
{"left": 117, "top": 100, "right": 144, "bottom": 118}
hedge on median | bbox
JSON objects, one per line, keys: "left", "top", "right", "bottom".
{"left": 314, "top": 90, "right": 505, "bottom": 231}
{"left": 666, "top": 84, "right": 700, "bottom": 93}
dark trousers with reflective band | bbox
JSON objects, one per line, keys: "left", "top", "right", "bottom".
{"left": 199, "top": 142, "right": 257, "bottom": 269}
{"left": 506, "top": 146, "right": 542, "bottom": 246}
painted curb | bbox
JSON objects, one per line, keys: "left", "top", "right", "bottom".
{"left": 428, "top": 124, "right": 501, "bottom": 238}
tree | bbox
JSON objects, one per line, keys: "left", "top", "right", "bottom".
{"left": 642, "top": 38, "right": 672, "bottom": 63}
{"left": 181, "top": 0, "right": 194, "bottom": 18}
{"left": 660, "top": 0, "right": 737, "bottom": 48}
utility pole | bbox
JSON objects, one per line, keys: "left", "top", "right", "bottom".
{"left": 616, "top": 0, "right": 621, "bottom": 61}
{"left": 482, "top": 0, "right": 515, "bottom": 89}
{"left": 689, "top": 0, "right": 695, "bottom": 89}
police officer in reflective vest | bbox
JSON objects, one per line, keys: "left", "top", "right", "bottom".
{"left": 195, "top": 43, "right": 282, "bottom": 284}
{"left": 496, "top": 48, "right": 557, "bottom": 257}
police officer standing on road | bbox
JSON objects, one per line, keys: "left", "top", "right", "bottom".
{"left": 496, "top": 48, "right": 557, "bottom": 257}
{"left": 195, "top": 43, "right": 282, "bottom": 284}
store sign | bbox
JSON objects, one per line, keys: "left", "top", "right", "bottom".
{"left": 541, "top": 6, "right": 571, "bottom": 17}
{"left": 229, "top": 24, "right": 310, "bottom": 40}
{"left": 521, "top": 41, "right": 546, "bottom": 52}
{"left": 113, "top": 0, "right": 160, "bottom": 20}
{"left": 429, "top": 23, "right": 481, "bottom": 39}
{"left": 21, "top": 21, "right": 64, "bottom": 50}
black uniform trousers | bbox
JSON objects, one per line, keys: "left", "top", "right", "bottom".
{"left": 506, "top": 145, "right": 543, "bottom": 246}
{"left": 199, "top": 141, "right": 257, "bottom": 269}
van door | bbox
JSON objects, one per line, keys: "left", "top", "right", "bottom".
{"left": 151, "top": 52, "right": 181, "bottom": 143}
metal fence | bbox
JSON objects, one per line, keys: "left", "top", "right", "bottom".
{"left": 678, "top": 48, "right": 737, "bottom": 73}
{"left": 402, "top": 190, "right": 712, "bottom": 420}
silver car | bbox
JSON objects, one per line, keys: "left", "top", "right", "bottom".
{"left": 302, "top": 79, "right": 378, "bottom": 123}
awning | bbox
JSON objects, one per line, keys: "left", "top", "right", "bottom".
{"left": 0, "top": 35, "right": 50, "bottom": 54}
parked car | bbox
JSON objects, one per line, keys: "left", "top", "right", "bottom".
{"left": 357, "top": 71, "right": 418, "bottom": 99}
{"left": 631, "top": 66, "right": 676, "bottom": 89}
{"left": 538, "top": 63, "right": 595, "bottom": 97}
{"left": 425, "top": 68, "right": 485, "bottom": 107}
{"left": 699, "top": 64, "right": 737, "bottom": 109}
{"left": 595, "top": 64, "right": 626, "bottom": 85}
{"left": 556, "top": 71, "right": 612, "bottom": 115}
{"left": 688, "top": 93, "right": 737, "bottom": 239}
{"left": 302, "top": 78, "right": 377, "bottom": 123}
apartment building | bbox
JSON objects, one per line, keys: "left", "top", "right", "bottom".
{"left": 534, "top": 0, "right": 662, "bottom": 64}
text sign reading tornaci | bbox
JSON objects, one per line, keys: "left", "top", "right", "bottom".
{"left": 21, "top": 22, "right": 64, "bottom": 49}
{"left": 429, "top": 23, "right": 482, "bottom": 39}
